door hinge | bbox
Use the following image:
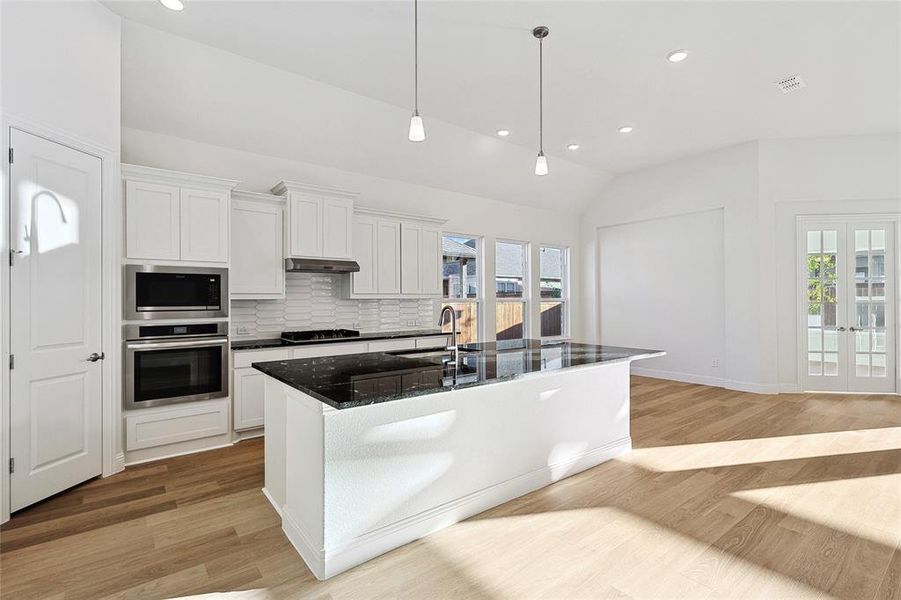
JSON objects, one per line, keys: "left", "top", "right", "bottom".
{"left": 8, "top": 148, "right": 13, "bottom": 164}
{"left": 8, "top": 458, "right": 14, "bottom": 474}
{"left": 9, "top": 354, "right": 14, "bottom": 370}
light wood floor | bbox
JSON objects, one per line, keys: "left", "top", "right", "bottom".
{"left": 2, "top": 376, "right": 900, "bottom": 599}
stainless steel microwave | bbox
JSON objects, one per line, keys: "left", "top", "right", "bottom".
{"left": 125, "top": 265, "right": 228, "bottom": 320}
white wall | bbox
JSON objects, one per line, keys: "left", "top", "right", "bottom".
{"left": 599, "top": 209, "right": 725, "bottom": 384}
{"left": 1, "top": 1, "right": 121, "bottom": 150}
{"left": 123, "top": 127, "right": 582, "bottom": 340}
{"left": 580, "top": 141, "right": 764, "bottom": 390}
{"left": 581, "top": 133, "right": 900, "bottom": 393}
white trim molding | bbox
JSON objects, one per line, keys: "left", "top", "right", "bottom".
{"left": 121, "top": 163, "right": 239, "bottom": 191}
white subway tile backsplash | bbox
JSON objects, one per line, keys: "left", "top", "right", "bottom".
{"left": 231, "top": 272, "right": 435, "bottom": 338}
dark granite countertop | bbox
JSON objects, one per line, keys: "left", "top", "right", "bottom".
{"left": 231, "top": 329, "right": 447, "bottom": 351}
{"left": 251, "top": 339, "right": 664, "bottom": 409}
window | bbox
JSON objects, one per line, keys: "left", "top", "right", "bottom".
{"left": 540, "top": 245, "right": 569, "bottom": 338}
{"left": 496, "top": 240, "right": 529, "bottom": 340}
{"left": 442, "top": 234, "right": 481, "bottom": 343}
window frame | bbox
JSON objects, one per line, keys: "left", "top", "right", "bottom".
{"left": 495, "top": 238, "right": 531, "bottom": 341}
{"left": 441, "top": 232, "right": 484, "bottom": 344}
{"left": 539, "top": 244, "right": 570, "bottom": 340}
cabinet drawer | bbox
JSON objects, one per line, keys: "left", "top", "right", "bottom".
{"left": 233, "top": 348, "right": 292, "bottom": 368}
{"left": 126, "top": 399, "right": 229, "bottom": 451}
{"left": 415, "top": 336, "right": 450, "bottom": 349}
{"left": 292, "top": 342, "right": 368, "bottom": 359}
{"left": 368, "top": 338, "right": 417, "bottom": 352}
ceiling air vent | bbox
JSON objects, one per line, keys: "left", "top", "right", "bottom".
{"left": 775, "top": 75, "right": 806, "bottom": 94}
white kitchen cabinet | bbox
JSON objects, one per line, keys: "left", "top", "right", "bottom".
{"left": 288, "top": 195, "right": 321, "bottom": 258}
{"left": 125, "top": 180, "right": 181, "bottom": 261}
{"left": 401, "top": 223, "right": 423, "bottom": 294}
{"left": 352, "top": 215, "right": 378, "bottom": 294}
{"left": 123, "top": 164, "right": 239, "bottom": 265}
{"left": 401, "top": 223, "right": 443, "bottom": 296}
{"left": 322, "top": 198, "right": 354, "bottom": 259}
{"left": 346, "top": 209, "right": 446, "bottom": 299}
{"left": 233, "top": 368, "right": 266, "bottom": 431}
{"left": 180, "top": 187, "right": 230, "bottom": 263}
{"left": 420, "top": 226, "right": 442, "bottom": 295}
{"left": 272, "top": 181, "right": 357, "bottom": 260}
{"left": 125, "top": 398, "right": 230, "bottom": 451}
{"left": 231, "top": 192, "right": 285, "bottom": 299}
{"left": 376, "top": 220, "right": 402, "bottom": 294}
{"left": 350, "top": 216, "right": 402, "bottom": 297}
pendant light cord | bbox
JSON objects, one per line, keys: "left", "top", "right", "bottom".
{"left": 538, "top": 36, "right": 543, "bottom": 153}
{"left": 414, "top": 0, "right": 419, "bottom": 114}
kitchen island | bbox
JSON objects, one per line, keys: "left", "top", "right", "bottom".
{"left": 254, "top": 339, "right": 663, "bottom": 580}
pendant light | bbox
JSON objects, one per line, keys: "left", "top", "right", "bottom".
{"left": 533, "top": 26, "right": 549, "bottom": 175}
{"left": 408, "top": 0, "right": 425, "bottom": 142}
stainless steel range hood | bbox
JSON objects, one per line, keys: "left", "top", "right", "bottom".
{"left": 285, "top": 258, "right": 360, "bottom": 274}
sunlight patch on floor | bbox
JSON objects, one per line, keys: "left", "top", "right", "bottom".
{"left": 625, "top": 426, "right": 901, "bottom": 472}
{"left": 419, "top": 506, "right": 824, "bottom": 599}
{"left": 731, "top": 473, "right": 901, "bottom": 547}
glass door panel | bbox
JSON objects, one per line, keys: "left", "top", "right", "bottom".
{"left": 803, "top": 227, "right": 847, "bottom": 391}
{"left": 801, "top": 220, "right": 896, "bottom": 393}
{"left": 847, "top": 224, "right": 895, "bottom": 392}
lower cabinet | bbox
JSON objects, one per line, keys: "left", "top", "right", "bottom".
{"left": 233, "top": 369, "right": 266, "bottom": 431}
{"left": 125, "top": 398, "right": 230, "bottom": 452}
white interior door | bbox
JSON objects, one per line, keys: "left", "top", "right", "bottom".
{"left": 9, "top": 129, "right": 103, "bottom": 512}
{"left": 801, "top": 220, "right": 896, "bottom": 393}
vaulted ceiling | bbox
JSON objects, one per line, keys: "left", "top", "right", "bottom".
{"left": 104, "top": 1, "right": 900, "bottom": 212}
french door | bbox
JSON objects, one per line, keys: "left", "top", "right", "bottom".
{"left": 801, "top": 219, "right": 897, "bottom": 393}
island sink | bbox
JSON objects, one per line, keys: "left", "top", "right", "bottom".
{"left": 254, "top": 339, "right": 663, "bottom": 580}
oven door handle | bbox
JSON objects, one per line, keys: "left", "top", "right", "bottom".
{"left": 126, "top": 337, "right": 229, "bottom": 350}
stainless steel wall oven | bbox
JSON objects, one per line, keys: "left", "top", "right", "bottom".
{"left": 124, "top": 322, "right": 229, "bottom": 410}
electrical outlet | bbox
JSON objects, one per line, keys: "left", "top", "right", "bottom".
{"left": 234, "top": 325, "right": 250, "bottom": 336}
{"left": 712, "top": 358, "right": 720, "bottom": 368}
{"left": 406, "top": 319, "right": 416, "bottom": 327}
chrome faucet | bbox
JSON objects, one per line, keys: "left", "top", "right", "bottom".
{"left": 439, "top": 305, "right": 459, "bottom": 354}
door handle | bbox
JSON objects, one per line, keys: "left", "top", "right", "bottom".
{"left": 849, "top": 327, "right": 864, "bottom": 332}
{"left": 86, "top": 352, "right": 105, "bottom": 362}
{"left": 837, "top": 327, "right": 847, "bottom": 331}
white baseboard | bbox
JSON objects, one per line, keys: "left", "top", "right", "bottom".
{"left": 631, "top": 366, "right": 781, "bottom": 395}
{"left": 124, "top": 435, "right": 234, "bottom": 466}
{"left": 283, "top": 436, "right": 631, "bottom": 581}
{"left": 282, "top": 507, "right": 326, "bottom": 579}
{"left": 261, "top": 486, "right": 282, "bottom": 517}
{"left": 112, "top": 452, "right": 126, "bottom": 474}
{"left": 233, "top": 428, "right": 264, "bottom": 442}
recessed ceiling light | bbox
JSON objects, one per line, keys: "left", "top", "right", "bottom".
{"left": 666, "top": 49, "right": 688, "bottom": 63}
{"left": 618, "top": 125, "right": 634, "bottom": 134}
{"left": 159, "top": 0, "right": 184, "bottom": 10}
{"left": 566, "top": 144, "right": 580, "bottom": 151}
{"left": 496, "top": 129, "right": 510, "bottom": 137}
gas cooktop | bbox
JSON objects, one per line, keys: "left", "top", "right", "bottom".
{"left": 280, "top": 329, "right": 361, "bottom": 344}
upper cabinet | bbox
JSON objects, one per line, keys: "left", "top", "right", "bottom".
{"left": 231, "top": 191, "right": 286, "bottom": 299}
{"left": 271, "top": 181, "right": 357, "bottom": 260}
{"left": 347, "top": 209, "right": 445, "bottom": 298}
{"left": 123, "top": 165, "right": 239, "bottom": 265}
